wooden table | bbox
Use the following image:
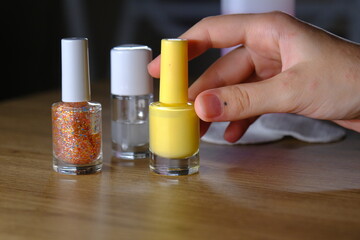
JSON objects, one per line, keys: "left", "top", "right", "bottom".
{"left": 1, "top": 82, "right": 360, "bottom": 240}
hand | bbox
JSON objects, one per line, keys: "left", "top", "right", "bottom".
{"left": 148, "top": 12, "right": 360, "bottom": 142}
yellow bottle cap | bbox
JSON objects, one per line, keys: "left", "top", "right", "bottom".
{"left": 159, "top": 39, "right": 188, "bottom": 104}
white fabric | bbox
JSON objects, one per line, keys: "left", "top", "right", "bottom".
{"left": 201, "top": 113, "right": 346, "bottom": 145}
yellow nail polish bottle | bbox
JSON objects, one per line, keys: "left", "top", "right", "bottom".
{"left": 149, "top": 39, "right": 200, "bottom": 176}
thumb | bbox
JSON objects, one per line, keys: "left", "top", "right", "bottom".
{"left": 194, "top": 74, "right": 295, "bottom": 122}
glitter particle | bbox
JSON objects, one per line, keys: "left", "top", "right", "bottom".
{"left": 52, "top": 102, "right": 102, "bottom": 165}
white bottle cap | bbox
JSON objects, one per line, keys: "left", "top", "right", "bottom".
{"left": 61, "top": 38, "right": 91, "bottom": 102}
{"left": 111, "top": 45, "right": 153, "bottom": 96}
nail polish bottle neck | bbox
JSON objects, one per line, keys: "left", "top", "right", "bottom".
{"left": 159, "top": 38, "right": 188, "bottom": 105}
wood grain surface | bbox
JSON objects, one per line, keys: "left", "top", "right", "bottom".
{"left": 1, "top": 82, "right": 360, "bottom": 240}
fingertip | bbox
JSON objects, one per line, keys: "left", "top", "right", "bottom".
{"left": 194, "top": 91, "right": 223, "bottom": 121}
{"left": 200, "top": 120, "right": 211, "bottom": 137}
{"left": 223, "top": 120, "right": 247, "bottom": 143}
{"left": 223, "top": 135, "right": 239, "bottom": 143}
{"left": 223, "top": 117, "right": 257, "bottom": 143}
{"left": 148, "top": 55, "right": 160, "bottom": 78}
{"left": 188, "top": 82, "right": 199, "bottom": 101}
{"left": 224, "top": 130, "right": 242, "bottom": 143}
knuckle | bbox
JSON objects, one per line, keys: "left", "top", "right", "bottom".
{"left": 263, "top": 11, "right": 295, "bottom": 34}
{"left": 212, "top": 69, "right": 226, "bottom": 88}
{"left": 198, "top": 16, "right": 215, "bottom": 26}
{"left": 267, "top": 11, "right": 293, "bottom": 23}
{"left": 228, "top": 85, "right": 252, "bottom": 115}
{"left": 276, "top": 70, "right": 300, "bottom": 112}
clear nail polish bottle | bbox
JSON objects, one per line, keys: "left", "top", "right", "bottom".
{"left": 110, "top": 45, "right": 153, "bottom": 159}
{"left": 52, "top": 38, "right": 102, "bottom": 175}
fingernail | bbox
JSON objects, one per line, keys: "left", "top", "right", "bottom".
{"left": 198, "top": 94, "right": 222, "bottom": 118}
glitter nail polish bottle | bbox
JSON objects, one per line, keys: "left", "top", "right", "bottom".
{"left": 52, "top": 38, "right": 102, "bottom": 175}
{"left": 110, "top": 45, "right": 153, "bottom": 159}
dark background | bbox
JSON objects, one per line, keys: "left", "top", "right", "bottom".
{"left": 3, "top": 0, "right": 360, "bottom": 101}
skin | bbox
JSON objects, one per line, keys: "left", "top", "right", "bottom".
{"left": 148, "top": 12, "right": 360, "bottom": 143}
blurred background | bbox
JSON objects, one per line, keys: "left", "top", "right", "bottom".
{"left": 3, "top": 0, "right": 360, "bottom": 101}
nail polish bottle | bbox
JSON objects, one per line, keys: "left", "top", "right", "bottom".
{"left": 111, "top": 45, "right": 153, "bottom": 159}
{"left": 52, "top": 38, "right": 102, "bottom": 175}
{"left": 149, "top": 39, "right": 200, "bottom": 176}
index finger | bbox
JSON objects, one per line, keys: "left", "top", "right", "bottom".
{"left": 148, "top": 13, "right": 279, "bottom": 78}
{"left": 181, "top": 14, "right": 257, "bottom": 59}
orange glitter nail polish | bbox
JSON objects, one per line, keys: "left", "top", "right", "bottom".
{"left": 52, "top": 38, "right": 102, "bottom": 175}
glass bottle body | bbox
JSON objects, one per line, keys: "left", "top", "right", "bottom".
{"left": 52, "top": 101, "right": 102, "bottom": 175}
{"left": 111, "top": 94, "right": 153, "bottom": 159}
{"left": 149, "top": 102, "right": 200, "bottom": 176}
